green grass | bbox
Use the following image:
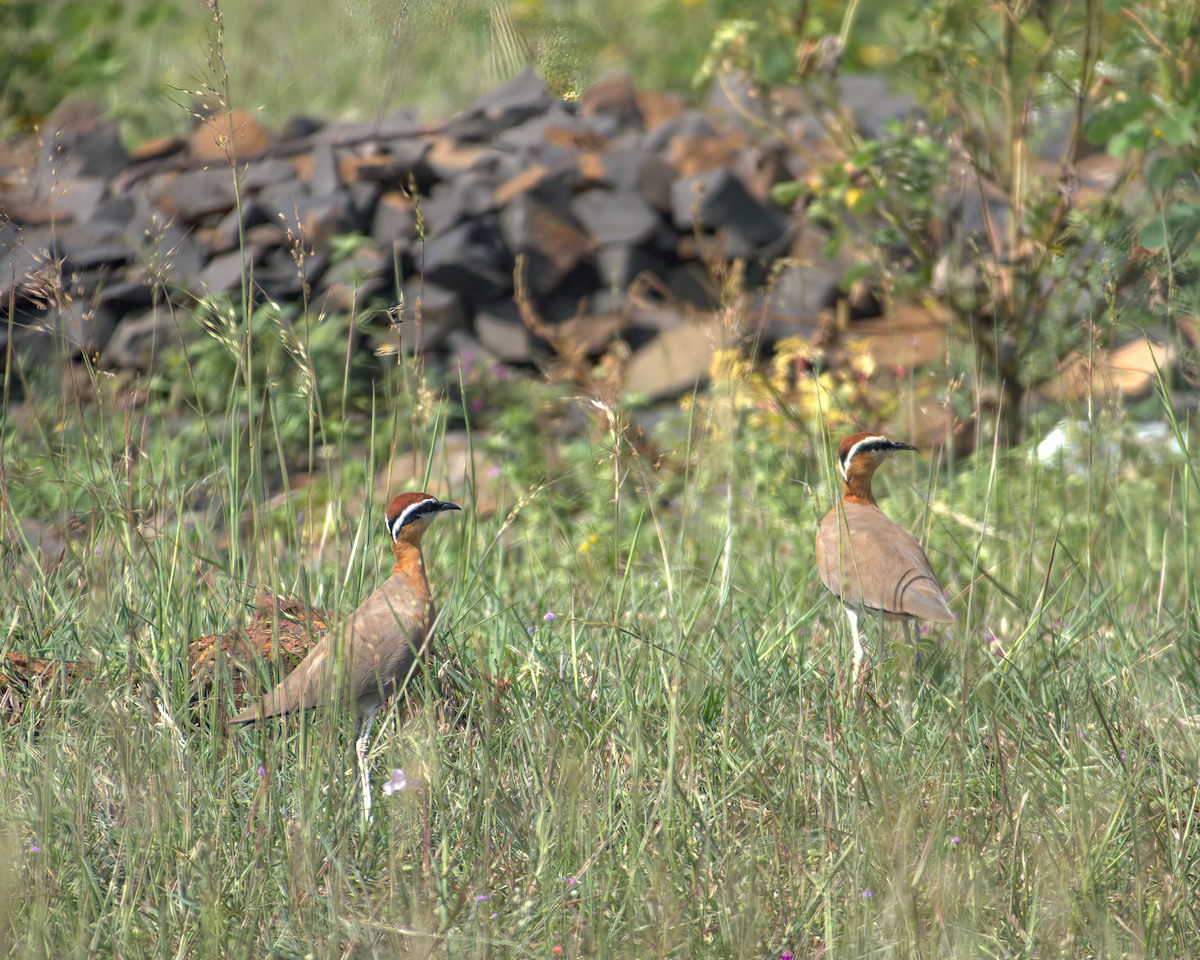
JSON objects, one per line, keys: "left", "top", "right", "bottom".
{"left": 2, "top": 331, "right": 1199, "bottom": 957}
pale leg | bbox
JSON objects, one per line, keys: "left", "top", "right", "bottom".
{"left": 355, "top": 714, "right": 376, "bottom": 821}
{"left": 847, "top": 609, "right": 871, "bottom": 706}
{"left": 897, "top": 619, "right": 918, "bottom": 735}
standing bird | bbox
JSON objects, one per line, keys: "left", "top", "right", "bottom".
{"left": 231, "top": 491, "right": 460, "bottom": 818}
{"left": 815, "top": 433, "right": 954, "bottom": 700}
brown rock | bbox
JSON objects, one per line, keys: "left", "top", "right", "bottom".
{"left": 493, "top": 163, "right": 550, "bottom": 207}
{"left": 667, "top": 133, "right": 751, "bottom": 178}
{"left": 187, "top": 110, "right": 272, "bottom": 161}
{"left": 1050, "top": 339, "right": 1173, "bottom": 403}
{"left": 848, "top": 299, "right": 951, "bottom": 372}
{"left": 623, "top": 314, "right": 730, "bottom": 399}
{"left": 635, "top": 90, "right": 686, "bottom": 132}
{"left": 426, "top": 135, "right": 489, "bottom": 174}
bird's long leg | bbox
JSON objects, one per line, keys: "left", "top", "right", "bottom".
{"left": 847, "top": 609, "right": 871, "bottom": 709}
{"left": 355, "top": 714, "right": 376, "bottom": 822}
{"left": 896, "top": 619, "right": 919, "bottom": 736}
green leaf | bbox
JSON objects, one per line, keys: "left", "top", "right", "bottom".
{"left": 769, "top": 180, "right": 806, "bottom": 206}
{"left": 1138, "top": 219, "right": 1165, "bottom": 250}
{"left": 1146, "top": 157, "right": 1187, "bottom": 195}
{"left": 1157, "top": 110, "right": 1195, "bottom": 148}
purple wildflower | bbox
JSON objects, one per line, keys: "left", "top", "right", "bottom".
{"left": 382, "top": 768, "right": 408, "bottom": 796}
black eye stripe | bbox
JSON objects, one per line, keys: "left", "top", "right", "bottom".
{"left": 839, "top": 436, "right": 902, "bottom": 479}
{"left": 388, "top": 498, "right": 439, "bottom": 539}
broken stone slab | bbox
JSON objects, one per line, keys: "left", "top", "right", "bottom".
{"left": 421, "top": 214, "right": 513, "bottom": 308}
{"left": 0, "top": 305, "right": 57, "bottom": 376}
{"left": 53, "top": 220, "right": 132, "bottom": 272}
{"left": 474, "top": 298, "right": 535, "bottom": 362}
{"left": 642, "top": 107, "right": 718, "bottom": 153}
{"left": 422, "top": 173, "right": 498, "bottom": 238}
{"left": 634, "top": 90, "right": 687, "bottom": 134}
{"left": 495, "top": 103, "right": 584, "bottom": 153}
{"left": 373, "top": 430, "right": 506, "bottom": 518}
{"left": 252, "top": 246, "right": 330, "bottom": 300}
{"left": 836, "top": 73, "right": 918, "bottom": 141}
{"left": 665, "top": 262, "right": 719, "bottom": 310}
{"left": 594, "top": 242, "right": 667, "bottom": 298}
{"left": 260, "top": 189, "right": 368, "bottom": 255}
{"left": 0, "top": 226, "right": 61, "bottom": 303}
{"left": 671, "top": 167, "right": 786, "bottom": 246}
{"left": 159, "top": 167, "right": 240, "bottom": 223}
{"left": 141, "top": 222, "right": 206, "bottom": 290}
{"left": 372, "top": 191, "right": 417, "bottom": 247}
{"left": 569, "top": 188, "right": 661, "bottom": 246}
{"left": 314, "top": 242, "right": 394, "bottom": 313}
{"left": 100, "top": 307, "right": 189, "bottom": 371}
{"left": 370, "top": 280, "right": 466, "bottom": 356}
{"left": 191, "top": 246, "right": 266, "bottom": 298}
{"left": 623, "top": 314, "right": 731, "bottom": 400}
{"left": 208, "top": 200, "right": 275, "bottom": 254}
{"left": 442, "top": 67, "right": 554, "bottom": 141}
{"left": 598, "top": 148, "right": 676, "bottom": 212}
{"left": 36, "top": 175, "right": 108, "bottom": 223}
{"left": 1046, "top": 338, "right": 1174, "bottom": 404}
{"left": 499, "top": 192, "right": 592, "bottom": 294}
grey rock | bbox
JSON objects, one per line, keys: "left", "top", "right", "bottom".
{"left": 161, "top": 167, "right": 240, "bottom": 222}
{"left": 623, "top": 315, "right": 730, "bottom": 400}
{"left": 665, "top": 262, "right": 719, "bottom": 310}
{"left": 209, "top": 200, "right": 272, "bottom": 254}
{"left": 671, "top": 168, "right": 786, "bottom": 246}
{"left": 310, "top": 144, "right": 341, "bottom": 197}
{"left": 423, "top": 174, "right": 497, "bottom": 237}
{"left": 594, "top": 243, "right": 666, "bottom": 297}
{"left": 100, "top": 308, "right": 186, "bottom": 370}
{"left": 54, "top": 221, "right": 131, "bottom": 271}
{"left": 474, "top": 298, "right": 533, "bottom": 362}
{"left": 192, "top": 247, "right": 263, "bottom": 297}
{"left": 372, "top": 191, "right": 417, "bottom": 246}
{"left": 570, "top": 189, "right": 660, "bottom": 246}
{"left": 422, "top": 215, "right": 512, "bottom": 308}
{"left": 496, "top": 104, "right": 582, "bottom": 152}
{"left": 240, "top": 157, "right": 302, "bottom": 192}
{"left": 57, "top": 298, "right": 117, "bottom": 354}
{"left": 444, "top": 68, "right": 553, "bottom": 141}
{"left": 836, "top": 73, "right": 917, "bottom": 140}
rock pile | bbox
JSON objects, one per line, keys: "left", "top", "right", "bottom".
{"left": 2, "top": 68, "right": 1157, "bottom": 414}
{"left": 0, "top": 69, "right": 896, "bottom": 401}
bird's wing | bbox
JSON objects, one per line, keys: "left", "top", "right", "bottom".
{"left": 816, "top": 502, "right": 955, "bottom": 623}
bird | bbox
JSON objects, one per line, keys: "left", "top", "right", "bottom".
{"left": 815, "top": 432, "right": 954, "bottom": 702}
{"left": 230, "top": 491, "right": 460, "bottom": 819}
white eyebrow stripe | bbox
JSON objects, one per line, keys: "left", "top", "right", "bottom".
{"left": 840, "top": 436, "right": 889, "bottom": 480}
{"left": 388, "top": 497, "right": 438, "bottom": 539}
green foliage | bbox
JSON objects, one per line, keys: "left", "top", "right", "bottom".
{"left": 0, "top": 0, "right": 188, "bottom": 137}
{"left": 157, "top": 295, "right": 380, "bottom": 462}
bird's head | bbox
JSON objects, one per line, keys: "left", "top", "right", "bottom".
{"left": 385, "top": 492, "right": 461, "bottom": 547}
{"left": 836, "top": 432, "right": 914, "bottom": 503}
